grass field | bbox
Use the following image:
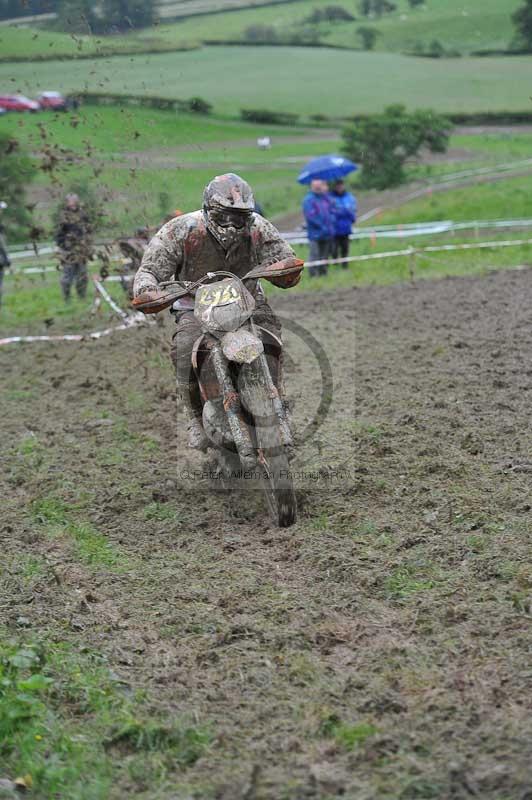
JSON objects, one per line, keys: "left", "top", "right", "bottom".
{"left": 2, "top": 47, "right": 532, "bottom": 118}
{"left": 0, "top": 105, "right": 334, "bottom": 235}
{"left": 145, "top": 0, "right": 522, "bottom": 54}
{"left": 378, "top": 175, "right": 532, "bottom": 225}
{"left": 2, "top": 105, "right": 532, "bottom": 242}
{"left": 0, "top": 0, "right": 521, "bottom": 59}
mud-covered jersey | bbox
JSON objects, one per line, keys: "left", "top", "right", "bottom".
{"left": 133, "top": 210, "right": 295, "bottom": 297}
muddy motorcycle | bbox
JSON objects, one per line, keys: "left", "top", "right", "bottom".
{"left": 133, "top": 258, "right": 304, "bottom": 527}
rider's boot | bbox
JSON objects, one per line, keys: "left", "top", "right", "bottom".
{"left": 177, "top": 381, "right": 209, "bottom": 451}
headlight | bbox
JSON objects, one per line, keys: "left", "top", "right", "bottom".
{"left": 222, "top": 330, "right": 264, "bottom": 363}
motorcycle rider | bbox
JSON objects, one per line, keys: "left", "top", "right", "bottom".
{"left": 133, "top": 173, "right": 303, "bottom": 449}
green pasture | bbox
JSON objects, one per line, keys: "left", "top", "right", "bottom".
{"left": 379, "top": 175, "right": 532, "bottom": 225}
{"left": 453, "top": 131, "right": 532, "bottom": 162}
{"left": 0, "top": 0, "right": 521, "bottom": 59}
{"left": 2, "top": 47, "right": 532, "bottom": 118}
{"left": 146, "top": 0, "right": 521, "bottom": 54}
{"left": 0, "top": 106, "right": 331, "bottom": 234}
{"left": 0, "top": 104, "right": 315, "bottom": 155}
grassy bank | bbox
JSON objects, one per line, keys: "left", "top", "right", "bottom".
{"left": 378, "top": 175, "right": 532, "bottom": 225}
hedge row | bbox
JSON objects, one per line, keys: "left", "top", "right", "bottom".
{"left": 0, "top": 43, "right": 199, "bottom": 64}
{"left": 446, "top": 111, "right": 532, "bottom": 125}
{"left": 77, "top": 92, "right": 212, "bottom": 115}
{"left": 345, "top": 110, "right": 532, "bottom": 126}
{"left": 240, "top": 108, "right": 300, "bottom": 125}
{"left": 204, "top": 39, "right": 353, "bottom": 50}
{"left": 76, "top": 93, "right": 532, "bottom": 128}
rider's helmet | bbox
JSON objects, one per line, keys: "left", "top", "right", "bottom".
{"left": 203, "top": 174, "right": 255, "bottom": 250}
{"left": 203, "top": 173, "right": 255, "bottom": 234}
{"left": 203, "top": 173, "right": 255, "bottom": 215}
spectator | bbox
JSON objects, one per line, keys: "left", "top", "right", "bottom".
{"left": 331, "top": 180, "right": 357, "bottom": 266}
{"left": 0, "top": 201, "right": 11, "bottom": 309}
{"left": 56, "top": 193, "right": 93, "bottom": 301}
{"left": 302, "top": 179, "right": 335, "bottom": 277}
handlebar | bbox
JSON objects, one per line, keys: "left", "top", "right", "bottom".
{"left": 131, "top": 258, "right": 305, "bottom": 314}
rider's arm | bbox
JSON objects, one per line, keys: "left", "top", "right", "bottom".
{"left": 254, "top": 215, "right": 297, "bottom": 267}
{"left": 133, "top": 222, "right": 184, "bottom": 298}
{"left": 254, "top": 216, "right": 303, "bottom": 288}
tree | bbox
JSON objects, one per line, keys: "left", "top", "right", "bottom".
{"left": 428, "top": 38, "right": 445, "bottom": 57}
{"left": 357, "top": 26, "right": 379, "bottom": 49}
{"left": 56, "top": 0, "right": 97, "bottom": 34}
{"left": 243, "top": 24, "right": 278, "bottom": 42}
{"left": 359, "top": 0, "right": 396, "bottom": 17}
{"left": 373, "top": 0, "right": 396, "bottom": 16}
{"left": 342, "top": 105, "right": 451, "bottom": 189}
{"left": 512, "top": 0, "right": 532, "bottom": 50}
{"left": 407, "top": 0, "right": 425, "bottom": 7}
{"left": 100, "top": 0, "right": 155, "bottom": 32}
{"left": 0, "top": 134, "right": 36, "bottom": 240}
{"left": 305, "top": 5, "right": 356, "bottom": 23}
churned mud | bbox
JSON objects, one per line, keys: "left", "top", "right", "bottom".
{"left": 1, "top": 268, "right": 531, "bottom": 798}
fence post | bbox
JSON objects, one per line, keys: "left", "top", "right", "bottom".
{"left": 409, "top": 247, "right": 417, "bottom": 282}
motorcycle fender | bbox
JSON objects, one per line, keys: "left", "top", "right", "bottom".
{"left": 239, "top": 358, "right": 275, "bottom": 420}
{"left": 222, "top": 329, "right": 264, "bottom": 364}
{"left": 202, "top": 398, "right": 234, "bottom": 448}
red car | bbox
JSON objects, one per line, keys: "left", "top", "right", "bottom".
{"left": 0, "top": 94, "right": 40, "bottom": 112}
{"left": 37, "top": 91, "right": 70, "bottom": 111}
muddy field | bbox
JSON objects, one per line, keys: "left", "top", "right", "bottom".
{"left": 1, "top": 268, "right": 531, "bottom": 799}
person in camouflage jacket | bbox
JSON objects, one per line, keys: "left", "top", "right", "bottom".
{"left": 0, "top": 201, "right": 11, "bottom": 309}
{"left": 56, "top": 194, "right": 93, "bottom": 301}
{"left": 133, "top": 173, "right": 301, "bottom": 449}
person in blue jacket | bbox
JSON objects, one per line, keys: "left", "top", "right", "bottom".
{"left": 331, "top": 180, "right": 357, "bottom": 267}
{"left": 302, "top": 179, "right": 336, "bottom": 277}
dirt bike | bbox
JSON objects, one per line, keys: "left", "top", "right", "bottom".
{"left": 132, "top": 258, "right": 304, "bottom": 528}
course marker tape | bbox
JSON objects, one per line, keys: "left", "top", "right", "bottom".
{"left": 3, "top": 239, "right": 531, "bottom": 346}
{"left": 92, "top": 276, "right": 130, "bottom": 321}
{"left": 304, "top": 237, "right": 532, "bottom": 268}
{"left": 0, "top": 320, "right": 145, "bottom": 346}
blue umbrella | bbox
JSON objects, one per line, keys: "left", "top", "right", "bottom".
{"left": 297, "top": 154, "right": 358, "bottom": 185}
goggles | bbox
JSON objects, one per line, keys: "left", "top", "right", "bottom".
{"left": 208, "top": 206, "right": 252, "bottom": 229}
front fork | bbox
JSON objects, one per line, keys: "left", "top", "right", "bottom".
{"left": 249, "top": 320, "right": 293, "bottom": 450}
{"left": 210, "top": 343, "right": 256, "bottom": 470}
{"left": 209, "top": 333, "right": 293, "bottom": 470}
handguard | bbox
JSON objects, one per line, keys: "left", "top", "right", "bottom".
{"left": 244, "top": 257, "right": 304, "bottom": 288}
{"left": 132, "top": 277, "right": 203, "bottom": 314}
{"left": 131, "top": 290, "right": 180, "bottom": 314}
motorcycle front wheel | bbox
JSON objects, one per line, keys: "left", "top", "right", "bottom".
{"left": 239, "top": 364, "right": 297, "bottom": 528}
